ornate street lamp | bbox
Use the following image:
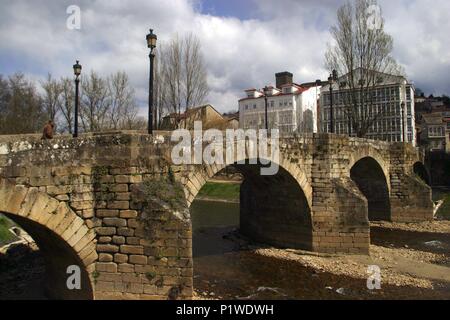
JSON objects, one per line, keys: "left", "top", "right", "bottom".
{"left": 73, "top": 60, "right": 82, "bottom": 138}
{"left": 328, "top": 69, "right": 338, "bottom": 134}
{"left": 263, "top": 86, "right": 270, "bottom": 131}
{"left": 146, "top": 29, "right": 157, "bottom": 135}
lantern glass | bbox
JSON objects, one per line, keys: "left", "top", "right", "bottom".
{"left": 73, "top": 61, "right": 82, "bottom": 76}
{"left": 146, "top": 29, "right": 157, "bottom": 49}
{"left": 332, "top": 69, "right": 338, "bottom": 81}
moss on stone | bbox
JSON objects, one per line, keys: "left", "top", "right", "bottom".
{"left": 140, "top": 177, "right": 186, "bottom": 213}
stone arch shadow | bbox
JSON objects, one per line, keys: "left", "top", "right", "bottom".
{"left": 183, "top": 158, "right": 313, "bottom": 251}
{"left": 349, "top": 156, "right": 391, "bottom": 221}
{"left": 413, "top": 162, "right": 431, "bottom": 186}
{"left": 0, "top": 180, "right": 97, "bottom": 300}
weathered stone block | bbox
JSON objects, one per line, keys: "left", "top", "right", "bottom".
{"left": 96, "top": 227, "right": 116, "bottom": 236}
{"left": 103, "top": 218, "right": 127, "bottom": 227}
{"left": 120, "top": 210, "right": 138, "bottom": 218}
{"left": 129, "top": 255, "right": 148, "bottom": 265}
{"left": 97, "top": 209, "right": 119, "bottom": 218}
{"left": 99, "top": 253, "right": 114, "bottom": 263}
{"left": 112, "top": 236, "right": 126, "bottom": 245}
{"left": 120, "top": 245, "right": 144, "bottom": 255}
{"left": 97, "top": 244, "right": 119, "bottom": 253}
{"left": 107, "top": 201, "right": 129, "bottom": 210}
{"left": 114, "top": 253, "right": 129, "bottom": 264}
{"left": 96, "top": 262, "right": 118, "bottom": 273}
{"left": 118, "top": 227, "right": 135, "bottom": 237}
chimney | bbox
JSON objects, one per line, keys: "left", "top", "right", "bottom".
{"left": 276, "top": 71, "right": 293, "bottom": 89}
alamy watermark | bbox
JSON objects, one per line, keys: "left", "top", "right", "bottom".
{"left": 171, "top": 122, "right": 280, "bottom": 176}
{"left": 66, "top": 265, "right": 81, "bottom": 290}
{"left": 367, "top": 265, "right": 382, "bottom": 290}
{"left": 66, "top": 5, "right": 81, "bottom": 30}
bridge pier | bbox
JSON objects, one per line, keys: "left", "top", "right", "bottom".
{"left": 389, "top": 144, "right": 434, "bottom": 222}
{"left": 312, "top": 178, "right": 370, "bottom": 254}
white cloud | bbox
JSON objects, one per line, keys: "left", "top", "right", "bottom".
{"left": 0, "top": 0, "right": 449, "bottom": 118}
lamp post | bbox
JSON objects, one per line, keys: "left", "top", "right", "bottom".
{"left": 315, "top": 80, "right": 322, "bottom": 132}
{"left": 401, "top": 101, "right": 406, "bottom": 142}
{"left": 263, "top": 86, "right": 270, "bottom": 131}
{"left": 328, "top": 69, "right": 338, "bottom": 134}
{"left": 146, "top": 29, "right": 157, "bottom": 135}
{"left": 73, "top": 60, "right": 82, "bottom": 138}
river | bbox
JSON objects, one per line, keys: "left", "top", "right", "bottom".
{"left": 191, "top": 200, "right": 368, "bottom": 300}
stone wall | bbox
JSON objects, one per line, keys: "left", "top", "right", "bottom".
{"left": 0, "top": 133, "right": 192, "bottom": 300}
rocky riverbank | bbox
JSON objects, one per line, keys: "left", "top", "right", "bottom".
{"left": 194, "top": 221, "right": 450, "bottom": 300}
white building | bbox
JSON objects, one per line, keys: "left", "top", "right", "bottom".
{"left": 320, "top": 69, "right": 416, "bottom": 146}
{"left": 238, "top": 72, "right": 322, "bottom": 134}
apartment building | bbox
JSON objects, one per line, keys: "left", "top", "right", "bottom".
{"left": 238, "top": 72, "right": 321, "bottom": 134}
{"left": 320, "top": 68, "right": 416, "bottom": 146}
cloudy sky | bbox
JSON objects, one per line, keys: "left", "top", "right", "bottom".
{"left": 0, "top": 0, "right": 449, "bottom": 115}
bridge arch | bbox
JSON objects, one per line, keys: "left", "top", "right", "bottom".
{"left": 0, "top": 179, "right": 97, "bottom": 299}
{"left": 348, "top": 146, "right": 391, "bottom": 192}
{"left": 350, "top": 157, "right": 391, "bottom": 221}
{"left": 183, "top": 157, "right": 313, "bottom": 250}
{"left": 413, "top": 162, "right": 431, "bottom": 186}
{"left": 183, "top": 156, "right": 312, "bottom": 208}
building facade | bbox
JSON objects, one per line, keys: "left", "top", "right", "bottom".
{"left": 160, "top": 104, "right": 238, "bottom": 130}
{"left": 420, "top": 112, "right": 450, "bottom": 152}
{"left": 238, "top": 72, "right": 321, "bottom": 134}
{"left": 320, "top": 69, "right": 417, "bottom": 146}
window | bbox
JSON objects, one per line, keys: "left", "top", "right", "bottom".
{"left": 407, "top": 103, "right": 412, "bottom": 116}
{"left": 408, "top": 133, "right": 413, "bottom": 142}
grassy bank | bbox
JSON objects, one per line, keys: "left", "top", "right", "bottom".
{"left": 197, "top": 182, "right": 240, "bottom": 202}
{"left": 0, "top": 214, "right": 17, "bottom": 246}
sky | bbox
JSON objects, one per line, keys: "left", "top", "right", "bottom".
{"left": 0, "top": 0, "right": 449, "bottom": 115}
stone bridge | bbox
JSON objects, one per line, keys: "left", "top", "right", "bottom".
{"left": 0, "top": 131, "right": 433, "bottom": 300}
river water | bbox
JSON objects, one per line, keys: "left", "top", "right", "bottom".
{"left": 191, "top": 200, "right": 368, "bottom": 300}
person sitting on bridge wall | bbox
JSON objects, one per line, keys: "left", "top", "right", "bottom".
{"left": 42, "top": 120, "right": 55, "bottom": 140}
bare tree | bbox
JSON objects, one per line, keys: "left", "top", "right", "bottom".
{"left": 80, "top": 71, "right": 110, "bottom": 132}
{"left": 107, "top": 71, "right": 138, "bottom": 130}
{"left": 157, "top": 33, "right": 209, "bottom": 128}
{"left": 41, "top": 73, "right": 63, "bottom": 123}
{"left": 183, "top": 34, "right": 209, "bottom": 112}
{"left": 57, "top": 77, "right": 75, "bottom": 134}
{"left": 0, "top": 73, "right": 45, "bottom": 134}
{"left": 325, "top": 0, "right": 404, "bottom": 137}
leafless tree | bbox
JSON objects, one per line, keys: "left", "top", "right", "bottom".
{"left": 157, "top": 33, "right": 209, "bottom": 128}
{"left": 41, "top": 73, "right": 63, "bottom": 123}
{"left": 107, "top": 71, "right": 138, "bottom": 130}
{"left": 57, "top": 77, "right": 75, "bottom": 134}
{"left": 325, "top": 0, "right": 404, "bottom": 137}
{"left": 80, "top": 71, "right": 110, "bottom": 132}
{"left": 183, "top": 34, "right": 209, "bottom": 112}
